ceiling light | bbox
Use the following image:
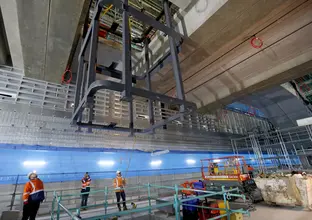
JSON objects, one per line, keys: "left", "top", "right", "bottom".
{"left": 23, "top": 161, "right": 46, "bottom": 166}
{"left": 150, "top": 160, "right": 162, "bottom": 166}
{"left": 186, "top": 159, "right": 196, "bottom": 165}
{"left": 98, "top": 160, "right": 115, "bottom": 166}
{"left": 151, "top": 150, "right": 169, "bottom": 157}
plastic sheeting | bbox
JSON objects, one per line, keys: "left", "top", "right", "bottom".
{"left": 255, "top": 175, "right": 312, "bottom": 210}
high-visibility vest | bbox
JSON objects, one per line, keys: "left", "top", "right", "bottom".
{"left": 113, "top": 177, "right": 126, "bottom": 192}
{"left": 23, "top": 178, "right": 45, "bottom": 203}
{"left": 81, "top": 177, "right": 91, "bottom": 190}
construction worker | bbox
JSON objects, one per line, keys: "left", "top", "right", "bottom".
{"left": 113, "top": 171, "right": 127, "bottom": 211}
{"left": 81, "top": 172, "right": 91, "bottom": 208}
{"left": 248, "top": 165, "right": 254, "bottom": 178}
{"left": 22, "top": 171, "right": 45, "bottom": 220}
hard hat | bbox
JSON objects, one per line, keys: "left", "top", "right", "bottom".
{"left": 116, "top": 170, "right": 121, "bottom": 174}
{"left": 27, "top": 171, "right": 38, "bottom": 179}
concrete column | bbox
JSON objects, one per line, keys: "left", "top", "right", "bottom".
{"left": 0, "top": 0, "right": 24, "bottom": 69}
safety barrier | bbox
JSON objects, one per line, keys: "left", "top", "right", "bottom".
{"left": 0, "top": 169, "right": 201, "bottom": 215}
{"left": 51, "top": 184, "right": 249, "bottom": 220}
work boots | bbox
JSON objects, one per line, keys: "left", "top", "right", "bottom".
{"left": 123, "top": 205, "right": 128, "bottom": 211}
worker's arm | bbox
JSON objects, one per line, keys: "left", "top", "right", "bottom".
{"left": 86, "top": 178, "right": 91, "bottom": 186}
{"left": 122, "top": 178, "right": 126, "bottom": 186}
{"left": 23, "top": 182, "right": 32, "bottom": 204}
{"left": 113, "top": 179, "right": 116, "bottom": 188}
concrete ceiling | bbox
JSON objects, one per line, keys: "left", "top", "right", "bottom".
{"left": 239, "top": 85, "right": 312, "bottom": 128}
{"left": 0, "top": 0, "right": 89, "bottom": 82}
{"left": 136, "top": 0, "right": 312, "bottom": 114}
{"left": 1, "top": 0, "right": 312, "bottom": 120}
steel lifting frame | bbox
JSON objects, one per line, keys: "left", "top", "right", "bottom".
{"left": 71, "top": 0, "right": 196, "bottom": 136}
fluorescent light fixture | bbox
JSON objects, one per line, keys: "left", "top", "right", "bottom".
{"left": 150, "top": 160, "right": 162, "bottom": 166}
{"left": 186, "top": 159, "right": 196, "bottom": 165}
{"left": 23, "top": 161, "right": 46, "bottom": 166}
{"left": 98, "top": 160, "right": 115, "bottom": 166}
{"left": 0, "top": 91, "right": 17, "bottom": 98}
{"left": 151, "top": 150, "right": 169, "bottom": 157}
{"left": 137, "top": 114, "right": 149, "bottom": 119}
{"left": 213, "top": 159, "right": 221, "bottom": 163}
{"left": 297, "top": 117, "right": 312, "bottom": 126}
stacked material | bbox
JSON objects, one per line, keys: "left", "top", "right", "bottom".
{"left": 255, "top": 174, "right": 312, "bottom": 210}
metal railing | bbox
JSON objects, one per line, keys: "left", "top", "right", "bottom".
{"left": 0, "top": 168, "right": 202, "bottom": 215}
{"left": 52, "top": 184, "right": 249, "bottom": 220}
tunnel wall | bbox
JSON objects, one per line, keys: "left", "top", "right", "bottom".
{"left": 0, "top": 144, "right": 255, "bottom": 184}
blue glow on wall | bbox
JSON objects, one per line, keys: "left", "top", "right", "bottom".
{"left": 226, "top": 102, "right": 266, "bottom": 118}
{"left": 1, "top": 143, "right": 293, "bottom": 184}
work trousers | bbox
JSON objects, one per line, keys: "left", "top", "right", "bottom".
{"left": 115, "top": 191, "right": 126, "bottom": 210}
{"left": 81, "top": 188, "right": 90, "bottom": 207}
{"left": 21, "top": 202, "right": 40, "bottom": 220}
{"left": 248, "top": 171, "right": 254, "bottom": 178}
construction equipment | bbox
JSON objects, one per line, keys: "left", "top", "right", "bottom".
{"left": 201, "top": 156, "right": 263, "bottom": 203}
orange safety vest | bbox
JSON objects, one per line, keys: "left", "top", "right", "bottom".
{"left": 113, "top": 177, "right": 126, "bottom": 192}
{"left": 81, "top": 177, "right": 91, "bottom": 190}
{"left": 23, "top": 178, "right": 45, "bottom": 203}
{"left": 248, "top": 166, "right": 254, "bottom": 171}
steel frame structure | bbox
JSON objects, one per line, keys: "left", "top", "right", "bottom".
{"left": 230, "top": 125, "right": 312, "bottom": 170}
{"left": 72, "top": 0, "right": 195, "bottom": 136}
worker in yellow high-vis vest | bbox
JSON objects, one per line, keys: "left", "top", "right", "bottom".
{"left": 113, "top": 171, "right": 128, "bottom": 211}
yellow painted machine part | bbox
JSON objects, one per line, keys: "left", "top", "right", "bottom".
{"left": 230, "top": 213, "right": 243, "bottom": 220}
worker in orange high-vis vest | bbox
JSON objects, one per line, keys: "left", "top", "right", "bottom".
{"left": 22, "top": 171, "right": 45, "bottom": 220}
{"left": 113, "top": 171, "right": 128, "bottom": 211}
{"left": 81, "top": 172, "right": 91, "bottom": 208}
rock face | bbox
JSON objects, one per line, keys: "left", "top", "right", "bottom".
{"left": 255, "top": 175, "right": 312, "bottom": 210}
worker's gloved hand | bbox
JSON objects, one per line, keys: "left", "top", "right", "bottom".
{"left": 24, "top": 201, "right": 28, "bottom": 205}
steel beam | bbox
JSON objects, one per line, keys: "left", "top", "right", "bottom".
{"left": 73, "top": 56, "right": 84, "bottom": 117}
{"left": 96, "top": 65, "right": 136, "bottom": 83}
{"left": 164, "top": 0, "right": 186, "bottom": 114}
{"left": 121, "top": 0, "right": 132, "bottom": 102}
{"left": 143, "top": 113, "right": 183, "bottom": 133}
{"left": 125, "top": 4, "right": 183, "bottom": 42}
{"left": 76, "top": 122, "right": 143, "bottom": 133}
{"left": 78, "top": 1, "right": 103, "bottom": 58}
{"left": 71, "top": 80, "right": 196, "bottom": 123}
{"left": 145, "top": 39, "right": 155, "bottom": 130}
{"left": 86, "top": 15, "right": 100, "bottom": 132}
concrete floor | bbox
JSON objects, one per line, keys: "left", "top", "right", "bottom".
{"left": 246, "top": 204, "right": 312, "bottom": 220}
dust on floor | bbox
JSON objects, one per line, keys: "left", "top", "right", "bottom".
{"left": 246, "top": 204, "right": 312, "bottom": 220}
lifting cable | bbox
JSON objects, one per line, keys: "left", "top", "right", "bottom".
{"left": 124, "top": 136, "right": 137, "bottom": 179}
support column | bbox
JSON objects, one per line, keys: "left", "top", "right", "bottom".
{"left": 121, "top": 0, "right": 132, "bottom": 101}
{"left": 86, "top": 14, "right": 100, "bottom": 132}
{"left": 163, "top": 0, "right": 185, "bottom": 113}
{"left": 0, "top": 0, "right": 24, "bottom": 69}
{"left": 144, "top": 38, "right": 155, "bottom": 132}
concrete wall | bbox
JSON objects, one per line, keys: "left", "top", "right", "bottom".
{"left": 0, "top": 8, "right": 10, "bottom": 65}
{"left": 0, "top": 172, "right": 201, "bottom": 216}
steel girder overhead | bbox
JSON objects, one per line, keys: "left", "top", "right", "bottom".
{"left": 72, "top": 0, "right": 196, "bottom": 136}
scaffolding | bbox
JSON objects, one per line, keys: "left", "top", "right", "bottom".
{"left": 230, "top": 125, "right": 312, "bottom": 171}
{"left": 51, "top": 184, "right": 249, "bottom": 220}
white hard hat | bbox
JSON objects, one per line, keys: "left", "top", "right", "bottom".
{"left": 116, "top": 170, "right": 121, "bottom": 174}
{"left": 27, "top": 171, "right": 38, "bottom": 179}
